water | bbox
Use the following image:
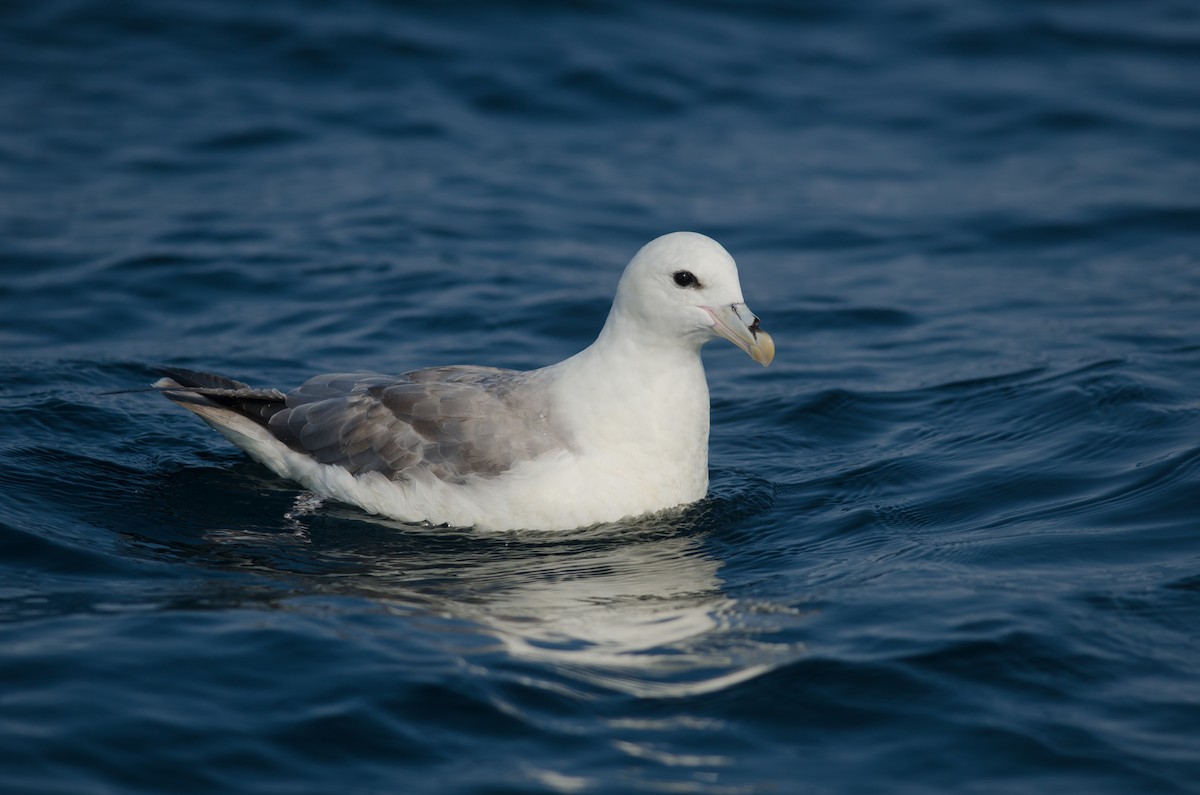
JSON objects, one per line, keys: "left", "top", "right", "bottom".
{"left": 2, "top": 0, "right": 1199, "bottom": 792}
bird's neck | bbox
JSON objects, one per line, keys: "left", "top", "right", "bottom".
{"left": 550, "top": 314, "right": 711, "bottom": 461}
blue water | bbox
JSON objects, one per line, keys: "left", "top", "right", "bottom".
{"left": 2, "top": 1, "right": 1199, "bottom": 792}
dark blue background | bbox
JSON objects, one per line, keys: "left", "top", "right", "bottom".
{"left": 2, "top": 1, "right": 1199, "bottom": 793}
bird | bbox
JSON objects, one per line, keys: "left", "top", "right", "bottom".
{"left": 155, "top": 231, "right": 774, "bottom": 531}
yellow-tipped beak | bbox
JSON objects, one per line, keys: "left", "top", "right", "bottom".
{"left": 705, "top": 304, "right": 775, "bottom": 367}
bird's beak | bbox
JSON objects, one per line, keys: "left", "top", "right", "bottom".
{"left": 704, "top": 304, "right": 775, "bottom": 367}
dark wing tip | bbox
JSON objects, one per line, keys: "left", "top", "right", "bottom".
{"left": 153, "top": 367, "right": 286, "bottom": 426}
{"left": 154, "top": 367, "right": 255, "bottom": 392}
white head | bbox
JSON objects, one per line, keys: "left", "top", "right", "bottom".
{"left": 607, "top": 232, "right": 774, "bottom": 366}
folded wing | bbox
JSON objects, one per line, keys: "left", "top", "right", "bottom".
{"left": 157, "top": 366, "right": 565, "bottom": 484}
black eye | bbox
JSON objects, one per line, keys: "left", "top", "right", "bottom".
{"left": 673, "top": 270, "right": 699, "bottom": 288}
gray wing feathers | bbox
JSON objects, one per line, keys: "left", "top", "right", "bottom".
{"left": 267, "top": 369, "right": 562, "bottom": 482}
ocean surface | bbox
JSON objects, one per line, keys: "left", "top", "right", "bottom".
{"left": 2, "top": 1, "right": 1199, "bottom": 792}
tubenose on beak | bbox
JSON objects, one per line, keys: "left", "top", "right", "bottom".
{"left": 704, "top": 304, "right": 775, "bottom": 367}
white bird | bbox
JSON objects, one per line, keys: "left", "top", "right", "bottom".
{"left": 155, "top": 232, "right": 774, "bottom": 531}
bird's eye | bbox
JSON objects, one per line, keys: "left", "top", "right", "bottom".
{"left": 673, "top": 270, "right": 699, "bottom": 288}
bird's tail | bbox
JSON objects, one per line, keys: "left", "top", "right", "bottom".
{"left": 153, "top": 367, "right": 287, "bottom": 427}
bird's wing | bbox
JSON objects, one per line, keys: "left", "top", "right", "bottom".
{"left": 267, "top": 368, "right": 565, "bottom": 482}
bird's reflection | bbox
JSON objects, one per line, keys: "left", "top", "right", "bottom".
{"left": 271, "top": 505, "right": 798, "bottom": 698}
{"left": 129, "top": 477, "right": 798, "bottom": 698}
{"left": 428, "top": 532, "right": 775, "bottom": 697}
